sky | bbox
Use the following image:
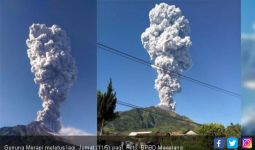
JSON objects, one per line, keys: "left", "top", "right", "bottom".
{"left": 241, "top": 0, "right": 255, "bottom": 133}
{"left": 97, "top": 0, "right": 240, "bottom": 126}
{"left": 241, "top": 0, "right": 255, "bottom": 34}
{"left": 241, "top": 0, "right": 255, "bottom": 108}
{"left": 0, "top": 0, "right": 96, "bottom": 134}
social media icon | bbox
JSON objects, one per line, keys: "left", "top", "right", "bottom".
{"left": 227, "top": 137, "right": 238, "bottom": 149}
{"left": 242, "top": 138, "right": 252, "bottom": 149}
{"left": 214, "top": 138, "right": 225, "bottom": 149}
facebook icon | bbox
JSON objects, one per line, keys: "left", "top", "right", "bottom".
{"left": 214, "top": 138, "right": 225, "bottom": 149}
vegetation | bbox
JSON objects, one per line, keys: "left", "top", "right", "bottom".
{"left": 104, "top": 106, "right": 199, "bottom": 135}
{"left": 97, "top": 80, "right": 241, "bottom": 149}
{"left": 195, "top": 123, "right": 226, "bottom": 136}
{"left": 226, "top": 123, "right": 241, "bottom": 137}
{"left": 97, "top": 79, "right": 118, "bottom": 136}
{"left": 194, "top": 123, "right": 241, "bottom": 137}
{"left": 101, "top": 102, "right": 240, "bottom": 149}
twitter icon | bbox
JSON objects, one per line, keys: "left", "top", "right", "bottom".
{"left": 227, "top": 137, "right": 238, "bottom": 149}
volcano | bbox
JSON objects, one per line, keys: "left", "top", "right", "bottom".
{"left": 0, "top": 121, "right": 76, "bottom": 147}
{"left": 0, "top": 121, "right": 54, "bottom": 136}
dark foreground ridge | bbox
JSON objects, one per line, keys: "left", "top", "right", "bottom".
{"left": 0, "top": 121, "right": 54, "bottom": 136}
{"left": 0, "top": 121, "right": 76, "bottom": 147}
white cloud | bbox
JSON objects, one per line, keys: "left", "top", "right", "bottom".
{"left": 58, "top": 126, "right": 94, "bottom": 136}
{"left": 242, "top": 22, "right": 255, "bottom": 40}
{"left": 56, "top": 127, "right": 96, "bottom": 146}
{"left": 241, "top": 25, "right": 255, "bottom": 84}
{"left": 242, "top": 23, "right": 255, "bottom": 135}
{"left": 243, "top": 80, "right": 255, "bottom": 90}
{"left": 241, "top": 33, "right": 255, "bottom": 40}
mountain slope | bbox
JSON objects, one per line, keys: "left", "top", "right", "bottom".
{"left": 0, "top": 121, "right": 75, "bottom": 146}
{"left": 104, "top": 106, "right": 200, "bottom": 135}
{"left": 0, "top": 121, "right": 54, "bottom": 136}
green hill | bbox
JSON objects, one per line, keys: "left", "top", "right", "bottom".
{"left": 104, "top": 106, "right": 200, "bottom": 135}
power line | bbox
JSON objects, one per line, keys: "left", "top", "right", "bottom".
{"left": 98, "top": 43, "right": 240, "bottom": 98}
{"left": 116, "top": 100, "right": 201, "bottom": 125}
{"left": 97, "top": 43, "right": 240, "bottom": 98}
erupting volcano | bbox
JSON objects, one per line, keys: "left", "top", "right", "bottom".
{"left": 141, "top": 3, "right": 192, "bottom": 111}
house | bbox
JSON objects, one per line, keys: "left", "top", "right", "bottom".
{"left": 184, "top": 130, "right": 198, "bottom": 135}
{"left": 129, "top": 131, "right": 152, "bottom": 136}
{"left": 170, "top": 131, "right": 184, "bottom": 136}
{"left": 169, "top": 130, "right": 198, "bottom": 136}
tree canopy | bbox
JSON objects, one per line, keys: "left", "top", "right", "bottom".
{"left": 97, "top": 79, "right": 118, "bottom": 136}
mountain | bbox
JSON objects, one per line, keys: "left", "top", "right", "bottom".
{"left": 0, "top": 121, "right": 54, "bottom": 136}
{"left": 0, "top": 121, "right": 75, "bottom": 147}
{"left": 104, "top": 106, "right": 200, "bottom": 135}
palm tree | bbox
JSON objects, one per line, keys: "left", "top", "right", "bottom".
{"left": 97, "top": 79, "right": 118, "bottom": 136}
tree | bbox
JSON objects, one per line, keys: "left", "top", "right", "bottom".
{"left": 194, "top": 123, "right": 226, "bottom": 149}
{"left": 97, "top": 79, "right": 118, "bottom": 136}
{"left": 226, "top": 123, "right": 241, "bottom": 137}
{"left": 195, "top": 123, "right": 225, "bottom": 136}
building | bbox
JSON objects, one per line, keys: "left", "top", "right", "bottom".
{"left": 184, "top": 130, "right": 198, "bottom": 135}
{"left": 129, "top": 131, "right": 152, "bottom": 136}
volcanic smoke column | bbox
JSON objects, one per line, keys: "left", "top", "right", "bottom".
{"left": 141, "top": 3, "right": 192, "bottom": 111}
{"left": 26, "top": 24, "right": 77, "bottom": 132}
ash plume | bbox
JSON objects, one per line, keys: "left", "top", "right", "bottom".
{"left": 26, "top": 24, "right": 77, "bottom": 132}
{"left": 141, "top": 3, "right": 192, "bottom": 111}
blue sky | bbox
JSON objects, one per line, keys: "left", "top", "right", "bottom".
{"left": 97, "top": 0, "right": 240, "bottom": 126}
{"left": 241, "top": 0, "right": 255, "bottom": 34}
{"left": 241, "top": 0, "right": 255, "bottom": 130}
{"left": 0, "top": 0, "right": 96, "bottom": 133}
{"left": 241, "top": 0, "right": 255, "bottom": 107}
{"left": 241, "top": 0, "right": 255, "bottom": 108}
